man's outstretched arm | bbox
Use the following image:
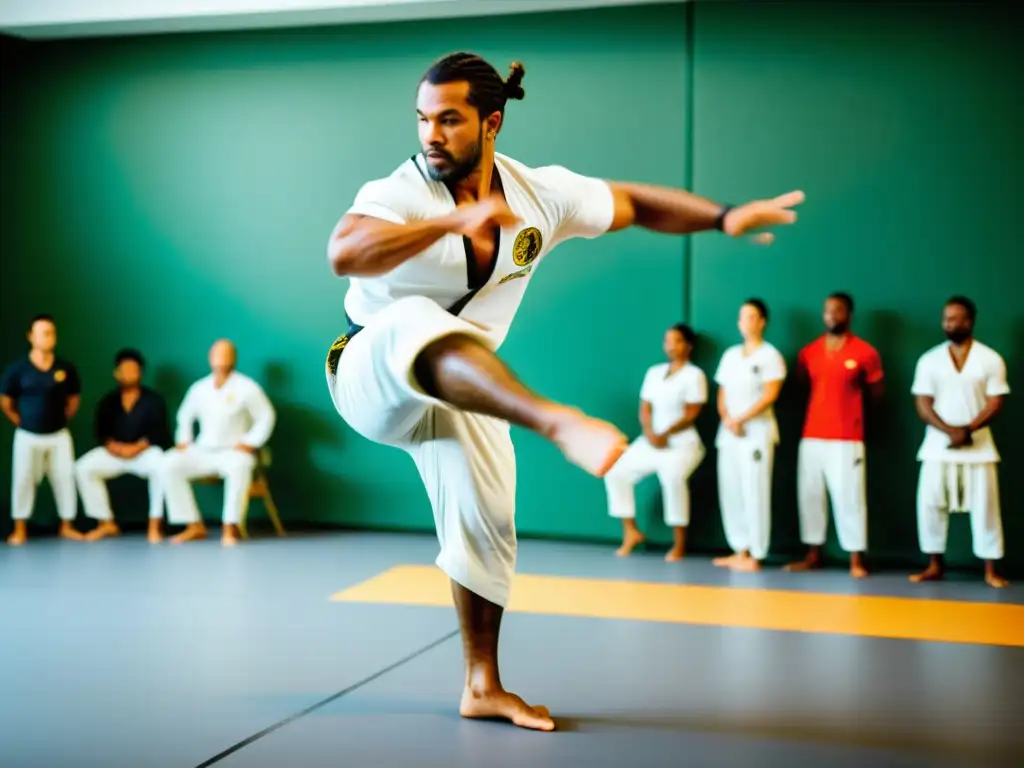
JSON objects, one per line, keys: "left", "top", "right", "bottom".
{"left": 606, "top": 182, "right": 804, "bottom": 241}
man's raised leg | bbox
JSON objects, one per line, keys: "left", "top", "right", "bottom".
{"left": 414, "top": 333, "right": 627, "bottom": 477}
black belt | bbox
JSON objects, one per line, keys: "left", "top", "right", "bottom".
{"left": 325, "top": 288, "right": 481, "bottom": 378}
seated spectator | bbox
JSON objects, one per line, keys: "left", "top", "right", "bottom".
{"left": 75, "top": 348, "right": 172, "bottom": 542}
{"left": 161, "top": 339, "right": 276, "bottom": 547}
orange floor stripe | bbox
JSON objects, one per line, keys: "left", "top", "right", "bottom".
{"left": 330, "top": 565, "right": 1024, "bottom": 647}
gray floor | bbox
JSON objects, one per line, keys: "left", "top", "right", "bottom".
{"left": 1, "top": 531, "right": 1021, "bottom": 768}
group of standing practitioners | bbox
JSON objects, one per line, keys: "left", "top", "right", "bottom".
{"left": 1, "top": 314, "right": 277, "bottom": 547}
{"left": 605, "top": 293, "right": 1010, "bottom": 588}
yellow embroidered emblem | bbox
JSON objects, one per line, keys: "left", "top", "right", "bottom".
{"left": 512, "top": 227, "right": 542, "bottom": 267}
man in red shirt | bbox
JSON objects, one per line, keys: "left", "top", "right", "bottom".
{"left": 785, "top": 292, "right": 883, "bottom": 578}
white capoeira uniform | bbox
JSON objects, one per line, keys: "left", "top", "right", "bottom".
{"left": 76, "top": 447, "right": 166, "bottom": 521}
{"left": 326, "top": 152, "right": 615, "bottom": 608}
{"left": 161, "top": 372, "right": 277, "bottom": 526}
{"left": 911, "top": 340, "right": 1009, "bottom": 560}
{"left": 714, "top": 342, "right": 787, "bottom": 560}
{"left": 11, "top": 429, "right": 78, "bottom": 522}
{"left": 604, "top": 361, "right": 707, "bottom": 527}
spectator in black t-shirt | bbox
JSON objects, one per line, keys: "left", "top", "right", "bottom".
{"left": 0, "top": 314, "right": 84, "bottom": 546}
{"left": 75, "top": 348, "right": 172, "bottom": 542}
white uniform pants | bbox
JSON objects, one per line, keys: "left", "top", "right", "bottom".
{"left": 75, "top": 446, "right": 166, "bottom": 521}
{"left": 797, "top": 438, "right": 867, "bottom": 553}
{"left": 716, "top": 433, "right": 774, "bottom": 560}
{"left": 604, "top": 437, "right": 704, "bottom": 527}
{"left": 327, "top": 296, "right": 516, "bottom": 609}
{"left": 917, "top": 461, "right": 1003, "bottom": 560}
{"left": 160, "top": 445, "right": 256, "bottom": 526}
{"left": 11, "top": 428, "right": 78, "bottom": 521}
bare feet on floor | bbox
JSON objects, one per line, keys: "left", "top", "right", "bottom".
{"left": 664, "top": 548, "right": 684, "bottom": 562}
{"left": 729, "top": 555, "right": 761, "bottom": 572}
{"left": 909, "top": 563, "right": 943, "bottom": 583}
{"left": 221, "top": 524, "right": 240, "bottom": 547}
{"left": 984, "top": 565, "right": 1009, "bottom": 588}
{"left": 615, "top": 529, "right": 645, "bottom": 557}
{"left": 85, "top": 521, "right": 121, "bottom": 541}
{"left": 783, "top": 557, "right": 822, "bottom": 573}
{"left": 459, "top": 686, "right": 555, "bottom": 732}
{"left": 985, "top": 572, "right": 1009, "bottom": 588}
{"left": 58, "top": 521, "right": 85, "bottom": 541}
{"left": 7, "top": 523, "right": 27, "bottom": 546}
{"left": 849, "top": 554, "right": 868, "bottom": 579}
{"left": 147, "top": 520, "right": 163, "bottom": 544}
{"left": 170, "top": 523, "right": 207, "bottom": 544}
{"left": 544, "top": 406, "right": 627, "bottom": 478}
{"left": 713, "top": 553, "right": 760, "bottom": 571}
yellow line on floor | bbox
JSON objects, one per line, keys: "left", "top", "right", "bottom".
{"left": 330, "top": 565, "right": 1024, "bottom": 647}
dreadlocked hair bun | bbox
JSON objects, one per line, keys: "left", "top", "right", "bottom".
{"left": 503, "top": 61, "right": 526, "bottom": 100}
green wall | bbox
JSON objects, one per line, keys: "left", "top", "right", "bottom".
{"left": 687, "top": 0, "right": 1022, "bottom": 574}
{"left": 0, "top": 2, "right": 1019, "bottom": 574}
{"left": 0, "top": 5, "right": 689, "bottom": 534}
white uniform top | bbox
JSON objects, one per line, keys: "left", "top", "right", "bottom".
{"left": 342, "top": 152, "right": 616, "bottom": 348}
{"left": 714, "top": 342, "right": 787, "bottom": 446}
{"left": 910, "top": 340, "right": 1009, "bottom": 464}
{"left": 640, "top": 361, "right": 707, "bottom": 450}
{"left": 175, "top": 372, "right": 277, "bottom": 450}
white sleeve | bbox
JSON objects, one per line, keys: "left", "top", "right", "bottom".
{"left": 639, "top": 368, "right": 656, "bottom": 402}
{"left": 537, "top": 165, "right": 615, "bottom": 243}
{"left": 764, "top": 348, "right": 787, "bottom": 383}
{"left": 239, "top": 382, "right": 277, "bottom": 448}
{"left": 713, "top": 351, "right": 730, "bottom": 386}
{"left": 687, "top": 369, "right": 709, "bottom": 405}
{"left": 174, "top": 383, "right": 200, "bottom": 445}
{"left": 346, "top": 177, "right": 419, "bottom": 225}
{"left": 985, "top": 352, "right": 1010, "bottom": 397}
{"left": 910, "top": 354, "right": 935, "bottom": 396}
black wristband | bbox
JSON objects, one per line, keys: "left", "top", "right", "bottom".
{"left": 714, "top": 204, "right": 734, "bottom": 232}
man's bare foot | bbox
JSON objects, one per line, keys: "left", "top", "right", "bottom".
{"left": 222, "top": 524, "right": 240, "bottom": 548}
{"left": 784, "top": 557, "right": 822, "bottom": 573}
{"left": 170, "top": 523, "right": 207, "bottom": 544}
{"left": 147, "top": 520, "right": 163, "bottom": 544}
{"left": 985, "top": 572, "right": 1009, "bottom": 588}
{"left": 85, "top": 521, "right": 120, "bottom": 542}
{"left": 713, "top": 553, "right": 741, "bottom": 567}
{"left": 7, "top": 523, "right": 27, "bottom": 546}
{"left": 545, "top": 407, "right": 628, "bottom": 478}
{"left": 849, "top": 553, "right": 868, "bottom": 579}
{"left": 730, "top": 555, "right": 762, "bottom": 572}
{"left": 664, "top": 548, "right": 684, "bottom": 562}
{"left": 909, "top": 564, "right": 943, "bottom": 583}
{"left": 615, "top": 528, "right": 645, "bottom": 557}
{"left": 459, "top": 686, "right": 555, "bottom": 731}
{"left": 58, "top": 522, "right": 85, "bottom": 541}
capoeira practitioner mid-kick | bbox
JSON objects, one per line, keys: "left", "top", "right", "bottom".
{"left": 324, "top": 51, "right": 804, "bottom": 731}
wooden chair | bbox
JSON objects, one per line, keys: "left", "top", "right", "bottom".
{"left": 195, "top": 446, "right": 286, "bottom": 539}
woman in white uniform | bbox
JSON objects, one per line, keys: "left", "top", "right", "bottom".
{"left": 605, "top": 323, "right": 707, "bottom": 561}
{"left": 713, "top": 299, "right": 787, "bottom": 572}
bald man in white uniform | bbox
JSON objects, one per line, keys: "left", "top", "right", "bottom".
{"left": 605, "top": 323, "right": 707, "bottom": 561}
{"left": 161, "top": 340, "right": 276, "bottom": 547}
{"left": 909, "top": 296, "right": 1009, "bottom": 588}
{"left": 325, "top": 51, "right": 804, "bottom": 732}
